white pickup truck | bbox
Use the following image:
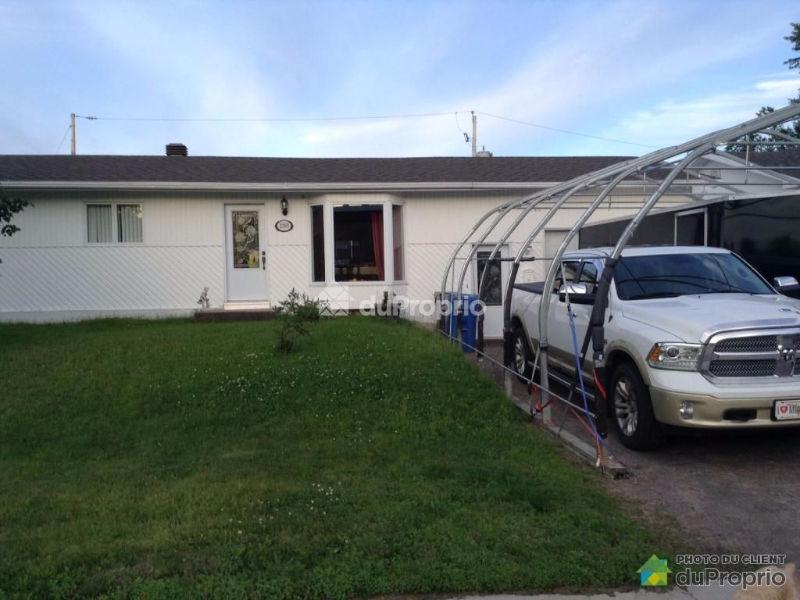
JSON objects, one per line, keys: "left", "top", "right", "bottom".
{"left": 509, "top": 246, "right": 800, "bottom": 450}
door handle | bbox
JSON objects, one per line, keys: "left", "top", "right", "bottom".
{"left": 261, "top": 250, "right": 266, "bottom": 270}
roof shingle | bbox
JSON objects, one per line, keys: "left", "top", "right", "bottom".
{"left": 0, "top": 155, "right": 634, "bottom": 184}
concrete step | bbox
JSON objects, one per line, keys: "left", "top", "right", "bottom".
{"left": 194, "top": 308, "right": 277, "bottom": 322}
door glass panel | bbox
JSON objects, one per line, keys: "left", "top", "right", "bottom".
{"left": 232, "top": 211, "right": 260, "bottom": 269}
{"left": 477, "top": 251, "right": 502, "bottom": 306}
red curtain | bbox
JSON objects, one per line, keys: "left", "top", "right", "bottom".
{"left": 371, "top": 211, "right": 384, "bottom": 280}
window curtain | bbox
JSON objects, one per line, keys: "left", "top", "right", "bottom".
{"left": 117, "top": 204, "right": 143, "bottom": 243}
{"left": 392, "top": 205, "right": 403, "bottom": 280}
{"left": 370, "top": 211, "right": 384, "bottom": 280}
{"left": 87, "top": 205, "right": 113, "bottom": 243}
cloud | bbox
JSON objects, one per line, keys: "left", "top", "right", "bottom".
{"left": 594, "top": 76, "right": 800, "bottom": 150}
{"left": 1, "top": 0, "right": 797, "bottom": 157}
{"left": 280, "top": 2, "right": 791, "bottom": 157}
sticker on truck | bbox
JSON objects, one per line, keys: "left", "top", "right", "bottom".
{"left": 773, "top": 399, "right": 800, "bottom": 421}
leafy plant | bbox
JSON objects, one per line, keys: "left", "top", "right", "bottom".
{"left": 0, "top": 194, "right": 29, "bottom": 238}
{"left": 275, "top": 289, "right": 320, "bottom": 352}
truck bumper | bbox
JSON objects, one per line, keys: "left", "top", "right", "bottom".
{"left": 650, "top": 386, "right": 800, "bottom": 428}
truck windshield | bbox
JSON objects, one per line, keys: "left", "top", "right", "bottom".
{"left": 615, "top": 253, "right": 774, "bottom": 300}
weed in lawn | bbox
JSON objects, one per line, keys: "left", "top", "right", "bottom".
{"left": 274, "top": 288, "right": 321, "bottom": 353}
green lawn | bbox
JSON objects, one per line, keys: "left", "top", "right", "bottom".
{"left": 0, "top": 317, "right": 670, "bottom": 599}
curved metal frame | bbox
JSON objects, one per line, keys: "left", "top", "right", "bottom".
{"left": 440, "top": 102, "right": 800, "bottom": 452}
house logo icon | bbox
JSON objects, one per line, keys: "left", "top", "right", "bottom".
{"left": 316, "top": 284, "right": 354, "bottom": 316}
{"left": 637, "top": 554, "right": 671, "bottom": 586}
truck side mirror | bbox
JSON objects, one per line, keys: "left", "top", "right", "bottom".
{"left": 773, "top": 276, "right": 799, "bottom": 289}
{"left": 558, "top": 282, "right": 595, "bottom": 305}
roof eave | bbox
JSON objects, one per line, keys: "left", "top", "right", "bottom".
{"left": 0, "top": 179, "right": 683, "bottom": 193}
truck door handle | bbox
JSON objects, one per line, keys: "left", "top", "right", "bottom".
{"left": 261, "top": 250, "right": 266, "bottom": 270}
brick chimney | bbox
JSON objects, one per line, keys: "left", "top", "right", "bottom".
{"left": 165, "top": 143, "right": 188, "bottom": 156}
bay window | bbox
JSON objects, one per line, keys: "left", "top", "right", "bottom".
{"left": 334, "top": 205, "right": 383, "bottom": 282}
{"left": 392, "top": 204, "right": 404, "bottom": 280}
{"left": 310, "top": 200, "right": 404, "bottom": 283}
{"left": 311, "top": 205, "right": 325, "bottom": 282}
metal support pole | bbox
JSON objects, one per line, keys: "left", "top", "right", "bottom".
{"left": 70, "top": 113, "right": 76, "bottom": 155}
{"left": 471, "top": 111, "right": 477, "bottom": 157}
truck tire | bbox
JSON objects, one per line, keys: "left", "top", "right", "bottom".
{"left": 610, "top": 361, "right": 665, "bottom": 450}
{"left": 511, "top": 323, "right": 534, "bottom": 382}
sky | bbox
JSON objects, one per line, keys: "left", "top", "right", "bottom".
{"left": 1, "top": 0, "right": 798, "bottom": 158}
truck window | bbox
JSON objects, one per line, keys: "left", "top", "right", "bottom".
{"left": 553, "top": 261, "right": 580, "bottom": 292}
{"left": 615, "top": 253, "right": 774, "bottom": 300}
{"left": 578, "top": 261, "right": 599, "bottom": 292}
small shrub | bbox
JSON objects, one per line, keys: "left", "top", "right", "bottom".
{"left": 275, "top": 289, "right": 320, "bottom": 352}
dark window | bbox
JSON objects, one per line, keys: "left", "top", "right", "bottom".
{"left": 392, "top": 205, "right": 404, "bottom": 280}
{"left": 720, "top": 195, "right": 800, "bottom": 284}
{"left": 578, "top": 261, "right": 599, "bottom": 292}
{"left": 676, "top": 211, "right": 705, "bottom": 245}
{"left": 334, "top": 205, "right": 384, "bottom": 282}
{"left": 615, "top": 253, "right": 773, "bottom": 300}
{"left": 311, "top": 205, "right": 325, "bottom": 282}
{"left": 554, "top": 261, "right": 580, "bottom": 292}
{"left": 476, "top": 251, "right": 502, "bottom": 306}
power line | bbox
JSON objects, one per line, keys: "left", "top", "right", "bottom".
{"left": 476, "top": 111, "right": 658, "bottom": 149}
{"left": 75, "top": 111, "right": 459, "bottom": 123}
{"left": 72, "top": 108, "right": 656, "bottom": 150}
{"left": 55, "top": 123, "right": 71, "bottom": 153}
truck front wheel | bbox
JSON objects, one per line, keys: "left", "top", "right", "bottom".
{"left": 610, "top": 362, "right": 665, "bottom": 450}
{"left": 511, "top": 324, "right": 534, "bottom": 382}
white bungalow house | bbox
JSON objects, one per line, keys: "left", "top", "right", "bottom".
{"left": 0, "top": 145, "right": 734, "bottom": 336}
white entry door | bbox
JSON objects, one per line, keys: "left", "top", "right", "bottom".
{"left": 225, "top": 205, "right": 268, "bottom": 303}
{"left": 475, "top": 245, "right": 508, "bottom": 339}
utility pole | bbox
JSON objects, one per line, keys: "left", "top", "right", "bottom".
{"left": 70, "top": 113, "right": 76, "bottom": 155}
{"left": 471, "top": 111, "right": 477, "bottom": 157}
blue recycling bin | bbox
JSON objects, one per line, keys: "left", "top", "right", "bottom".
{"left": 442, "top": 293, "right": 481, "bottom": 352}
{"left": 459, "top": 294, "right": 480, "bottom": 352}
{"left": 443, "top": 292, "right": 460, "bottom": 340}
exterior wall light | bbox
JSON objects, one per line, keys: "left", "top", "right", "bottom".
{"left": 280, "top": 196, "right": 289, "bottom": 216}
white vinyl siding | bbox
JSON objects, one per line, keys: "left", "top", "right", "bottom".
{"left": 87, "top": 204, "right": 113, "bottom": 243}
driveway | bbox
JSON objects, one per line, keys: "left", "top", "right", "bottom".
{"left": 474, "top": 340, "right": 800, "bottom": 562}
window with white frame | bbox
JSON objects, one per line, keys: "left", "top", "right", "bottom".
{"left": 334, "top": 204, "right": 384, "bottom": 282}
{"left": 310, "top": 201, "right": 404, "bottom": 283}
{"left": 87, "top": 203, "right": 143, "bottom": 244}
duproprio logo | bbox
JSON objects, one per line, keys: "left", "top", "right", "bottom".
{"left": 638, "top": 555, "right": 671, "bottom": 586}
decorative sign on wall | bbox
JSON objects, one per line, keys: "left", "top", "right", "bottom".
{"left": 275, "top": 219, "right": 294, "bottom": 233}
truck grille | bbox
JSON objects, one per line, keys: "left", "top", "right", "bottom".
{"left": 715, "top": 335, "right": 777, "bottom": 353}
{"left": 703, "top": 331, "right": 799, "bottom": 380}
{"left": 708, "top": 359, "right": 776, "bottom": 378}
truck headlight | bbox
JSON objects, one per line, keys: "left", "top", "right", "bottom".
{"left": 647, "top": 343, "right": 702, "bottom": 371}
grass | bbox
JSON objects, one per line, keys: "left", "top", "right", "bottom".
{"left": 0, "top": 316, "right": 672, "bottom": 599}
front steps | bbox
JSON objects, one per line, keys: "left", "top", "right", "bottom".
{"left": 194, "top": 301, "right": 276, "bottom": 322}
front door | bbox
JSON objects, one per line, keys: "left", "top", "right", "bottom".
{"left": 475, "top": 245, "right": 508, "bottom": 339}
{"left": 225, "top": 205, "right": 268, "bottom": 303}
